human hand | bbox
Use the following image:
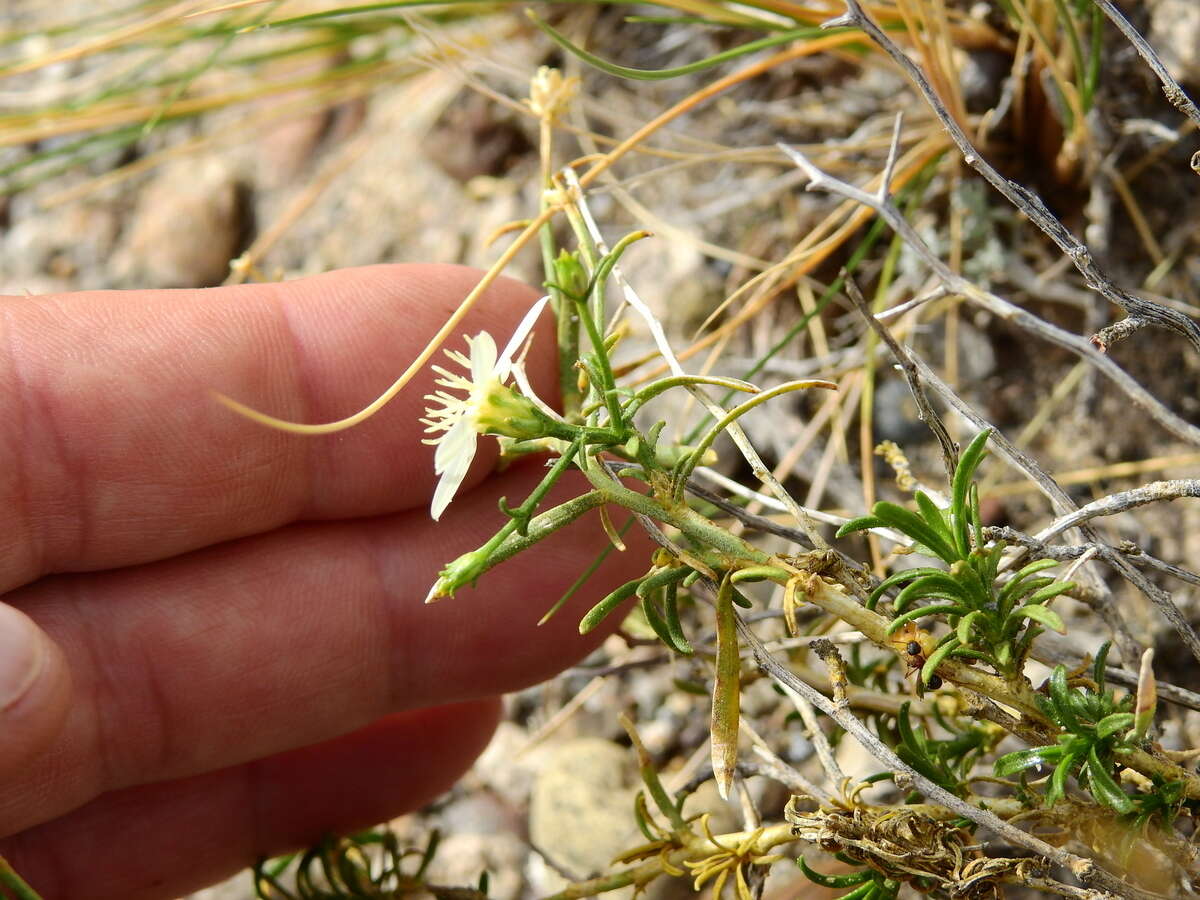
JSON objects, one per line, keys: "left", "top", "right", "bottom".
{"left": 0, "top": 265, "right": 638, "bottom": 899}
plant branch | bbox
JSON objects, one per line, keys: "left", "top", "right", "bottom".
{"left": 779, "top": 142, "right": 1200, "bottom": 449}
{"left": 1089, "top": 0, "right": 1200, "bottom": 130}
{"left": 985, "top": 527, "right": 1200, "bottom": 588}
{"left": 1033, "top": 480, "right": 1200, "bottom": 544}
{"left": 782, "top": 140, "right": 1198, "bottom": 672}
{"left": 820, "top": 0, "right": 1200, "bottom": 354}
{"left": 562, "top": 166, "right": 831, "bottom": 551}
{"left": 842, "top": 269, "right": 957, "bottom": 483}
{"left": 734, "top": 612, "right": 1162, "bottom": 900}
{"left": 619, "top": 485, "right": 1200, "bottom": 796}
{"left": 899, "top": 354, "right": 1145, "bottom": 669}
{"left": 1025, "top": 481, "right": 1200, "bottom": 666}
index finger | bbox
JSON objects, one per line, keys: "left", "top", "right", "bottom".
{"left": 0, "top": 264, "right": 552, "bottom": 593}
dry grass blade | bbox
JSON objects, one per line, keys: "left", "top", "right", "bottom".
{"left": 711, "top": 574, "right": 741, "bottom": 801}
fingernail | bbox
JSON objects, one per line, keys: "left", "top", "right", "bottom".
{"left": 0, "top": 604, "right": 46, "bottom": 711}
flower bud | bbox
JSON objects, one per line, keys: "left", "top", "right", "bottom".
{"left": 554, "top": 249, "right": 589, "bottom": 301}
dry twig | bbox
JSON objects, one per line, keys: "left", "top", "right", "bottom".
{"left": 820, "top": 0, "right": 1200, "bottom": 353}
{"left": 734, "top": 612, "right": 1162, "bottom": 900}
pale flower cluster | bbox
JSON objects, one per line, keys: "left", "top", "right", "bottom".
{"left": 527, "top": 66, "right": 580, "bottom": 122}
{"left": 420, "top": 297, "right": 552, "bottom": 520}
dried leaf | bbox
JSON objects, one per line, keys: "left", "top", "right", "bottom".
{"left": 712, "top": 574, "right": 741, "bottom": 800}
{"left": 1134, "top": 647, "right": 1157, "bottom": 740}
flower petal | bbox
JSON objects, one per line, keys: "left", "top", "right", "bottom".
{"left": 467, "top": 333, "right": 497, "bottom": 385}
{"left": 433, "top": 416, "right": 474, "bottom": 474}
{"left": 496, "top": 295, "right": 550, "bottom": 382}
{"left": 430, "top": 421, "right": 477, "bottom": 521}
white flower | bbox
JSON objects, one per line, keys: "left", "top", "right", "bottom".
{"left": 421, "top": 297, "right": 552, "bottom": 520}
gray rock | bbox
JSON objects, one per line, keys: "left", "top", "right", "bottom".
{"left": 118, "top": 159, "right": 242, "bottom": 288}
{"left": 528, "top": 738, "right": 639, "bottom": 879}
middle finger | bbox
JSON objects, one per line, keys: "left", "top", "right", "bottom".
{"left": 1, "top": 463, "right": 633, "bottom": 837}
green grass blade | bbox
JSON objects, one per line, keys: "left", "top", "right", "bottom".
{"left": 531, "top": 14, "right": 832, "bottom": 82}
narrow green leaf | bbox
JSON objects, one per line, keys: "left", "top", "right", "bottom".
{"left": 866, "top": 567, "right": 946, "bottom": 610}
{"left": 869, "top": 502, "right": 959, "bottom": 563}
{"left": 836, "top": 880, "right": 879, "bottom": 900}
{"left": 635, "top": 566, "right": 692, "bottom": 599}
{"left": 836, "top": 514, "right": 888, "bottom": 538}
{"left": 1012, "top": 603, "right": 1067, "bottom": 635}
{"left": 711, "top": 575, "right": 741, "bottom": 800}
{"left": 531, "top": 13, "right": 828, "bottom": 81}
{"left": 957, "top": 609, "right": 983, "bottom": 646}
{"left": 1092, "top": 640, "right": 1112, "bottom": 687}
{"left": 897, "top": 702, "right": 924, "bottom": 754}
{"left": 952, "top": 558, "right": 993, "bottom": 607}
{"left": 915, "top": 491, "right": 953, "bottom": 542}
{"left": 542, "top": 514, "right": 627, "bottom": 624}
{"left": 969, "top": 483, "right": 985, "bottom": 553}
{"left": 1069, "top": 690, "right": 1098, "bottom": 723}
{"left": 950, "top": 430, "right": 991, "bottom": 555}
{"left": 621, "top": 713, "right": 687, "bottom": 829}
{"left": 1096, "top": 713, "right": 1135, "bottom": 740}
{"left": 921, "top": 637, "right": 960, "bottom": 687}
{"left": 1000, "top": 575, "right": 1056, "bottom": 608}
{"left": 1026, "top": 580, "right": 1076, "bottom": 605}
{"left": 640, "top": 592, "right": 691, "bottom": 655}
{"left": 1085, "top": 746, "right": 1134, "bottom": 814}
{"left": 0, "top": 853, "right": 53, "bottom": 900}
{"left": 1046, "top": 751, "right": 1079, "bottom": 807}
{"left": 662, "top": 582, "right": 693, "bottom": 656}
{"left": 885, "top": 603, "right": 970, "bottom": 636}
{"left": 948, "top": 646, "right": 993, "bottom": 663}
{"left": 894, "top": 573, "right": 970, "bottom": 612}
{"left": 579, "top": 578, "right": 642, "bottom": 634}
{"left": 1008, "top": 557, "right": 1062, "bottom": 582}
{"left": 1049, "top": 666, "right": 1082, "bottom": 732}
{"left": 632, "top": 791, "right": 658, "bottom": 842}
{"left": 797, "top": 858, "right": 871, "bottom": 889}
{"left": 994, "top": 746, "right": 1063, "bottom": 777}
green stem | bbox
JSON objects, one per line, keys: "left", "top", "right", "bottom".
{"left": 476, "top": 492, "right": 607, "bottom": 574}
{"left": 559, "top": 196, "right": 605, "bottom": 325}
{"left": 621, "top": 713, "right": 689, "bottom": 831}
{"left": 583, "top": 465, "right": 768, "bottom": 566}
{"left": 673, "top": 379, "right": 834, "bottom": 499}
{"left": 582, "top": 468, "right": 1200, "bottom": 804}
{"left": 0, "top": 856, "right": 43, "bottom": 900}
{"left": 499, "top": 437, "right": 584, "bottom": 535}
{"left": 569, "top": 231, "right": 648, "bottom": 430}
{"left": 625, "top": 374, "right": 758, "bottom": 420}
{"left": 542, "top": 224, "right": 582, "bottom": 418}
{"left": 570, "top": 294, "right": 624, "bottom": 429}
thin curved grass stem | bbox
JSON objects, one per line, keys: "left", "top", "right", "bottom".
{"left": 213, "top": 205, "right": 557, "bottom": 433}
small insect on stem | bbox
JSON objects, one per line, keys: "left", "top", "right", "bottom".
{"left": 893, "top": 625, "right": 942, "bottom": 691}
{"left": 903, "top": 641, "right": 942, "bottom": 689}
